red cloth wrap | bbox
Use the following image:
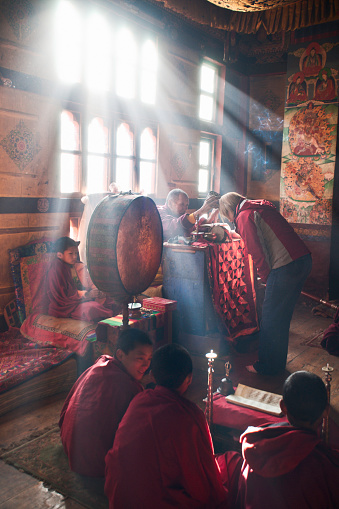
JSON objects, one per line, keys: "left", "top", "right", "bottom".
{"left": 105, "top": 385, "right": 229, "bottom": 508}
{"left": 47, "top": 258, "right": 119, "bottom": 321}
{"left": 59, "top": 356, "right": 143, "bottom": 477}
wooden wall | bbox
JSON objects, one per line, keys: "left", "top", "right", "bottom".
{"left": 0, "top": 0, "right": 334, "bottom": 323}
{"left": 0, "top": 2, "right": 73, "bottom": 318}
{"left": 0, "top": 0, "right": 225, "bottom": 320}
{"left": 156, "top": 37, "right": 223, "bottom": 199}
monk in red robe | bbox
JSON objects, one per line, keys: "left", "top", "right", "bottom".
{"left": 217, "top": 371, "right": 339, "bottom": 509}
{"left": 47, "top": 236, "right": 120, "bottom": 321}
{"left": 105, "top": 343, "right": 229, "bottom": 509}
{"left": 59, "top": 329, "right": 153, "bottom": 477}
{"left": 157, "top": 189, "right": 219, "bottom": 241}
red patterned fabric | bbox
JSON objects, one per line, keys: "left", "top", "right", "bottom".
{"left": 200, "top": 239, "right": 259, "bottom": 341}
{"left": 0, "top": 327, "right": 73, "bottom": 394}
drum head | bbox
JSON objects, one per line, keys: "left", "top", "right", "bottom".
{"left": 87, "top": 194, "right": 163, "bottom": 302}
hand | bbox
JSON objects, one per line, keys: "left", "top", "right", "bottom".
{"left": 195, "top": 196, "right": 220, "bottom": 218}
{"left": 205, "top": 208, "right": 220, "bottom": 224}
{"left": 86, "top": 289, "right": 102, "bottom": 300}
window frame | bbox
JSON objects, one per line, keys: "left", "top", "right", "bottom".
{"left": 59, "top": 107, "right": 158, "bottom": 196}
{"left": 198, "top": 135, "right": 215, "bottom": 197}
{"left": 199, "top": 60, "right": 218, "bottom": 123}
{"left": 55, "top": 1, "right": 159, "bottom": 196}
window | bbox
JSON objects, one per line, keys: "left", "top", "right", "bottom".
{"left": 60, "top": 111, "right": 157, "bottom": 195}
{"left": 55, "top": 1, "right": 158, "bottom": 195}
{"left": 115, "top": 122, "right": 134, "bottom": 191}
{"left": 114, "top": 122, "right": 157, "bottom": 194}
{"left": 140, "top": 40, "right": 158, "bottom": 105}
{"left": 60, "top": 110, "right": 81, "bottom": 194}
{"left": 198, "top": 138, "right": 214, "bottom": 195}
{"left": 199, "top": 62, "right": 217, "bottom": 122}
{"left": 139, "top": 127, "right": 157, "bottom": 194}
{"left": 85, "top": 13, "right": 112, "bottom": 92}
{"left": 115, "top": 28, "right": 137, "bottom": 99}
{"left": 55, "top": 1, "right": 82, "bottom": 84}
{"left": 54, "top": 1, "right": 157, "bottom": 101}
{"left": 87, "top": 117, "right": 110, "bottom": 193}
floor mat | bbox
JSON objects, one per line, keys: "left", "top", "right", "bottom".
{"left": 1, "top": 427, "right": 108, "bottom": 509}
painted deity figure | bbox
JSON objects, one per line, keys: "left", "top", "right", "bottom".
{"left": 299, "top": 42, "right": 325, "bottom": 78}
{"left": 302, "top": 46, "right": 323, "bottom": 77}
{"left": 287, "top": 73, "right": 308, "bottom": 104}
{"left": 314, "top": 68, "right": 337, "bottom": 102}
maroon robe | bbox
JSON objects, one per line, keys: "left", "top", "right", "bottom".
{"left": 217, "top": 423, "right": 339, "bottom": 509}
{"left": 59, "top": 355, "right": 143, "bottom": 477}
{"left": 105, "top": 385, "right": 228, "bottom": 508}
{"left": 157, "top": 204, "right": 194, "bottom": 241}
{"left": 47, "top": 258, "right": 119, "bottom": 321}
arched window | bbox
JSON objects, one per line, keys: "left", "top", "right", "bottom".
{"left": 60, "top": 110, "right": 81, "bottom": 193}
{"left": 115, "top": 123, "right": 134, "bottom": 191}
{"left": 87, "top": 117, "right": 109, "bottom": 193}
{"left": 140, "top": 127, "right": 157, "bottom": 195}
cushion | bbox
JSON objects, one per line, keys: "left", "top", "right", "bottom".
{"left": 21, "top": 313, "right": 97, "bottom": 356}
{"left": 20, "top": 253, "right": 54, "bottom": 317}
{"left": 9, "top": 239, "right": 55, "bottom": 324}
{"left": 10, "top": 239, "right": 102, "bottom": 356}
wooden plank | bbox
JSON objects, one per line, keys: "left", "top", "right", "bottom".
{"left": 0, "top": 475, "right": 85, "bottom": 509}
{"left": 0, "top": 461, "right": 37, "bottom": 505}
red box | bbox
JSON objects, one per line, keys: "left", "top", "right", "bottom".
{"left": 142, "top": 297, "right": 177, "bottom": 312}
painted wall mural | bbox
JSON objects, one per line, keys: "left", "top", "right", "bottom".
{"left": 0, "top": 120, "right": 41, "bottom": 171}
{"left": 281, "top": 40, "right": 339, "bottom": 227}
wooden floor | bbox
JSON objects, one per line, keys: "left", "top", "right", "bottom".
{"left": 0, "top": 299, "right": 338, "bottom": 508}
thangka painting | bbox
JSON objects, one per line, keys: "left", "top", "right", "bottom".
{"left": 281, "top": 40, "right": 339, "bottom": 225}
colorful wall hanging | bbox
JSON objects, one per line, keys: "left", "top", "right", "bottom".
{"left": 280, "top": 40, "right": 339, "bottom": 227}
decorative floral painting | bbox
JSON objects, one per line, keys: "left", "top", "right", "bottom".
{"left": 281, "top": 40, "right": 338, "bottom": 226}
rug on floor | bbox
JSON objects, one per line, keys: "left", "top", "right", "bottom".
{"left": 1, "top": 427, "right": 108, "bottom": 509}
{"left": 300, "top": 329, "right": 325, "bottom": 349}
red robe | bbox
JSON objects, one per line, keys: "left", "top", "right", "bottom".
{"left": 217, "top": 423, "right": 339, "bottom": 509}
{"left": 157, "top": 204, "right": 194, "bottom": 241}
{"left": 105, "top": 386, "right": 228, "bottom": 508}
{"left": 59, "top": 356, "right": 143, "bottom": 477}
{"left": 47, "top": 258, "right": 119, "bottom": 321}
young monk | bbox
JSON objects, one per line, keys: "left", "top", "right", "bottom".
{"left": 217, "top": 371, "right": 339, "bottom": 509}
{"left": 105, "top": 343, "right": 229, "bottom": 509}
{"left": 59, "top": 328, "right": 153, "bottom": 477}
{"left": 47, "top": 236, "right": 120, "bottom": 321}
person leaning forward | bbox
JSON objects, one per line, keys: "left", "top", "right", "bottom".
{"left": 219, "top": 193, "right": 312, "bottom": 376}
{"left": 157, "top": 188, "right": 220, "bottom": 241}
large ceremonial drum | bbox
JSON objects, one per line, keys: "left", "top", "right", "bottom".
{"left": 86, "top": 194, "right": 163, "bottom": 302}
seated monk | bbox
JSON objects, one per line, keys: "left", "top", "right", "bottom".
{"left": 47, "top": 236, "right": 120, "bottom": 321}
{"left": 105, "top": 343, "right": 229, "bottom": 508}
{"left": 59, "top": 328, "right": 153, "bottom": 477}
{"left": 157, "top": 188, "right": 220, "bottom": 241}
{"left": 217, "top": 371, "right": 339, "bottom": 509}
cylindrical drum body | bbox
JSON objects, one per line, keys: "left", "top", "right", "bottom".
{"left": 87, "top": 194, "right": 163, "bottom": 302}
